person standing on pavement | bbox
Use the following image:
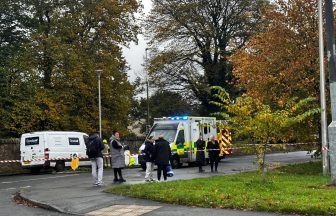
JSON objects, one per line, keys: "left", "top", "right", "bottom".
{"left": 195, "top": 136, "right": 206, "bottom": 173}
{"left": 110, "top": 131, "right": 126, "bottom": 183}
{"left": 144, "top": 136, "right": 155, "bottom": 182}
{"left": 87, "top": 132, "right": 104, "bottom": 186}
{"left": 154, "top": 134, "right": 171, "bottom": 181}
{"left": 207, "top": 135, "right": 220, "bottom": 172}
{"left": 102, "top": 139, "right": 111, "bottom": 168}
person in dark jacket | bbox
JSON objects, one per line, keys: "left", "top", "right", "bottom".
{"left": 207, "top": 135, "right": 220, "bottom": 172}
{"left": 144, "top": 136, "right": 155, "bottom": 182}
{"left": 109, "top": 131, "right": 126, "bottom": 183}
{"left": 195, "top": 136, "right": 206, "bottom": 173}
{"left": 88, "top": 132, "right": 104, "bottom": 186}
{"left": 154, "top": 134, "right": 171, "bottom": 181}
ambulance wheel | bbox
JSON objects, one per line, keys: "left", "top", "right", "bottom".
{"left": 30, "top": 167, "right": 40, "bottom": 175}
{"left": 55, "top": 161, "right": 65, "bottom": 172}
{"left": 188, "top": 162, "right": 196, "bottom": 167}
{"left": 171, "top": 156, "right": 181, "bottom": 169}
{"left": 141, "top": 163, "right": 146, "bottom": 171}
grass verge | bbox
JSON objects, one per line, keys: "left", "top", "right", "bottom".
{"left": 106, "top": 161, "right": 336, "bottom": 215}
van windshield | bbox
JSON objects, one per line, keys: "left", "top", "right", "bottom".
{"left": 148, "top": 123, "right": 179, "bottom": 143}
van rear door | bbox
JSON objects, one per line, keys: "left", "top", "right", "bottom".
{"left": 21, "top": 134, "right": 45, "bottom": 166}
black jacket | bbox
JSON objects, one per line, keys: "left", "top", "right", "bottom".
{"left": 195, "top": 139, "right": 205, "bottom": 163}
{"left": 207, "top": 140, "right": 220, "bottom": 160}
{"left": 143, "top": 140, "right": 155, "bottom": 162}
{"left": 88, "top": 134, "right": 104, "bottom": 158}
{"left": 154, "top": 138, "right": 171, "bottom": 165}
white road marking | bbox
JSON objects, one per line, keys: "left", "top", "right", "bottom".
{"left": 1, "top": 174, "right": 79, "bottom": 184}
{"left": 1, "top": 187, "right": 16, "bottom": 191}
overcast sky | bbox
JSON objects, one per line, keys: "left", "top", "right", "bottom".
{"left": 123, "top": 0, "right": 152, "bottom": 82}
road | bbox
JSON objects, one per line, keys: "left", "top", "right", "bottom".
{"left": 0, "top": 151, "right": 315, "bottom": 216}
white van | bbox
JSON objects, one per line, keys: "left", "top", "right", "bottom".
{"left": 20, "top": 131, "right": 90, "bottom": 173}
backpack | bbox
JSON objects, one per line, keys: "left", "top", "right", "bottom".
{"left": 86, "top": 139, "right": 99, "bottom": 158}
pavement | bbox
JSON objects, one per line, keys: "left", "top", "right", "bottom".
{"left": 1, "top": 151, "right": 315, "bottom": 216}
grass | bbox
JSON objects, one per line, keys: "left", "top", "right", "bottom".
{"left": 106, "top": 161, "right": 336, "bottom": 215}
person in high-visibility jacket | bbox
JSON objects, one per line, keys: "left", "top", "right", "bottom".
{"left": 102, "top": 139, "right": 111, "bottom": 168}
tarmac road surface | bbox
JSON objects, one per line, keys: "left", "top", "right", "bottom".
{"left": 0, "top": 151, "right": 315, "bottom": 216}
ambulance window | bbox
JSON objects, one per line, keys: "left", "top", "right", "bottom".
{"left": 176, "top": 130, "right": 185, "bottom": 144}
{"left": 69, "top": 137, "right": 80, "bottom": 145}
{"left": 25, "top": 137, "right": 39, "bottom": 146}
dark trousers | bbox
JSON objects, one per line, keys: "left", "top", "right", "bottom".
{"left": 198, "top": 161, "right": 204, "bottom": 171}
{"left": 210, "top": 158, "right": 219, "bottom": 172}
{"left": 157, "top": 165, "right": 167, "bottom": 181}
{"left": 113, "top": 168, "right": 123, "bottom": 180}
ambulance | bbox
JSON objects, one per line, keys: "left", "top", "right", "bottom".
{"left": 139, "top": 116, "right": 232, "bottom": 169}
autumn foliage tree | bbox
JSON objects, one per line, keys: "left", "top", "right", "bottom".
{"left": 232, "top": 0, "right": 319, "bottom": 108}
{"left": 0, "top": 0, "right": 141, "bottom": 137}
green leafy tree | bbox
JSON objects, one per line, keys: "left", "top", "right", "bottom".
{"left": 145, "top": 0, "right": 269, "bottom": 114}
{"left": 212, "top": 86, "right": 320, "bottom": 179}
{"left": 0, "top": 0, "right": 140, "bottom": 137}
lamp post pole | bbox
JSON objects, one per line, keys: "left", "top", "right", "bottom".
{"left": 145, "top": 48, "right": 150, "bottom": 134}
{"left": 96, "top": 69, "right": 103, "bottom": 138}
{"left": 318, "top": 0, "right": 329, "bottom": 175}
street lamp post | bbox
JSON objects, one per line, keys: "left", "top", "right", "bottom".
{"left": 145, "top": 48, "right": 150, "bottom": 134}
{"left": 318, "top": 0, "right": 329, "bottom": 175}
{"left": 96, "top": 69, "right": 103, "bottom": 138}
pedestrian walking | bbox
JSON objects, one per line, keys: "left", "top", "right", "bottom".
{"left": 195, "top": 136, "right": 205, "bottom": 173}
{"left": 87, "top": 132, "right": 104, "bottom": 186}
{"left": 102, "top": 139, "right": 111, "bottom": 168}
{"left": 207, "top": 135, "right": 220, "bottom": 172}
{"left": 144, "top": 136, "right": 155, "bottom": 182}
{"left": 154, "top": 134, "right": 171, "bottom": 181}
{"left": 109, "top": 131, "right": 126, "bottom": 183}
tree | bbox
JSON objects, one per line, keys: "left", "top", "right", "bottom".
{"left": 145, "top": 0, "right": 269, "bottom": 114}
{"left": 231, "top": 0, "right": 319, "bottom": 107}
{"left": 132, "top": 90, "right": 199, "bottom": 133}
{"left": 230, "top": 0, "right": 321, "bottom": 143}
{"left": 0, "top": 1, "right": 38, "bottom": 137}
{"left": 0, "top": 0, "right": 141, "bottom": 137}
{"left": 212, "top": 86, "right": 320, "bottom": 179}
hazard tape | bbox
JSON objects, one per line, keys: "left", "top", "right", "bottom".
{"left": 322, "top": 146, "right": 329, "bottom": 151}
{"left": 0, "top": 155, "right": 112, "bottom": 164}
{"left": 0, "top": 143, "right": 319, "bottom": 163}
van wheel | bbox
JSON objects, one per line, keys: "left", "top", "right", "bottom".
{"left": 141, "top": 163, "right": 146, "bottom": 171}
{"left": 55, "top": 161, "right": 65, "bottom": 172}
{"left": 30, "top": 167, "right": 40, "bottom": 175}
{"left": 171, "top": 156, "right": 181, "bottom": 169}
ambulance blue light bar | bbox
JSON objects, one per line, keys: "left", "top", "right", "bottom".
{"left": 168, "top": 116, "right": 189, "bottom": 120}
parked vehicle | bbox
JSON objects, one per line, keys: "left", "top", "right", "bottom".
{"left": 139, "top": 116, "right": 221, "bottom": 169}
{"left": 20, "top": 131, "right": 90, "bottom": 174}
